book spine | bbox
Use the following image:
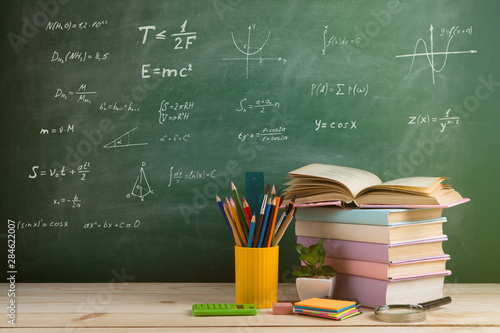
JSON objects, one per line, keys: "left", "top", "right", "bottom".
{"left": 295, "top": 220, "right": 391, "bottom": 244}
{"left": 295, "top": 207, "right": 390, "bottom": 225}
{"left": 322, "top": 256, "right": 450, "bottom": 280}
{"left": 332, "top": 273, "right": 448, "bottom": 308}
{"left": 297, "top": 236, "right": 448, "bottom": 263}
{"left": 297, "top": 236, "right": 391, "bottom": 263}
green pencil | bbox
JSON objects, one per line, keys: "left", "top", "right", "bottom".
{"left": 231, "top": 182, "right": 249, "bottom": 237}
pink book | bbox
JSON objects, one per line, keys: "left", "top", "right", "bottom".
{"left": 297, "top": 236, "right": 448, "bottom": 263}
{"left": 323, "top": 256, "right": 450, "bottom": 281}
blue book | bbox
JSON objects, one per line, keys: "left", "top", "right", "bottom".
{"left": 295, "top": 207, "right": 443, "bottom": 226}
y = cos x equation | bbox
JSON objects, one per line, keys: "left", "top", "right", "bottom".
{"left": 222, "top": 25, "right": 286, "bottom": 79}
{"left": 396, "top": 24, "right": 477, "bottom": 85}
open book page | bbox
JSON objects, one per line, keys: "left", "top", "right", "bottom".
{"left": 288, "top": 164, "right": 382, "bottom": 198}
{"left": 359, "top": 177, "right": 447, "bottom": 196}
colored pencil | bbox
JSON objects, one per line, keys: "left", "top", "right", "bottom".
{"left": 264, "top": 197, "right": 279, "bottom": 247}
{"left": 274, "top": 207, "right": 296, "bottom": 245}
{"left": 275, "top": 194, "right": 295, "bottom": 233}
{"left": 247, "top": 214, "right": 256, "bottom": 247}
{"left": 227, "top": 197, "right": 246, "bottom": 245}
{"left": 217, "top": 183, "right": 295, "bottom": 248}
{"left": 242, "top": 197, "right": 252, "bottom": 228}
{"left": 231, "top": 182, "right": 249, "bottom": 237}
{"left": 257, "top": 195, "right": 272, "bottom": 248}
{"left": 230, "top": 197, "right": 248, "bottom": 244}
{"left": 253, "top": 184, "right": 270, "bottom": 247}
{"left": 216, "top": 195, "right": 232, "bottom": 235}
{"left": 267, "top": 194, "right": 283, "bottom": 247}
{"left": 223, "top": 199, "right": 243, "bottom": 247}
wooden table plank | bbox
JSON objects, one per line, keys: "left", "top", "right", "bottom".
{"left": 1, "top": 283, "right": 499, "bottom": 330}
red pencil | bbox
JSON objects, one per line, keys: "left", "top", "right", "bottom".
{"left": 242, "top": 197, "right": 252, "bottom": 228}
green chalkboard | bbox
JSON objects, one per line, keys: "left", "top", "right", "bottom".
{"left": 1, "top": 0, "right": 499, "bottom": 283}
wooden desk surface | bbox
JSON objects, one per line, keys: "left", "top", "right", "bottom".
{"left": 1, "top": 283, "right": 499, "bottom": 332}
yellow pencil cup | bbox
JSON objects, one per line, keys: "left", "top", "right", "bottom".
{"left": 234, "top": 245, "right": 279, "bottom": 309}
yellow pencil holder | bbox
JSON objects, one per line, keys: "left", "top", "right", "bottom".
{"left": 234, "top": 245, "right": 279, "bottom": 309}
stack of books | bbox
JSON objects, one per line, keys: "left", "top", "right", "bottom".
{"left": 285, "top": 163, "right": 469, "bottom": 308}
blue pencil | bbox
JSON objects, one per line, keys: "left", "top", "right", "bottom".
{"left": 216, "top": 195, "right": 232, "bottom": 235}
{"left": 247, "top": 214, "right": 256, "bottom": 247}
{"left": 257, "top": 197, "right": 272, "bottom": 247}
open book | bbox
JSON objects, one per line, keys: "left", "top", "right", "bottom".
{"left": 284, "top": 164, "right": 465, "bottom": 206}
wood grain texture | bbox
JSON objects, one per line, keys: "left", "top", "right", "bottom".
{"left": 1, "top": 283, "right": 499, "bottom": 331}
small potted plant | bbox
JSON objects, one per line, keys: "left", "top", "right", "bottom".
{"left": 292, "top": 238, "right": 337, "bottom": 300}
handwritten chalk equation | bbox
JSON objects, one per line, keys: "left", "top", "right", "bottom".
{"left": 159, "top": 133, "right": 191, "bottom": 143}
{"left": 408, "top": 109, "right": 460, "bottom": 132}
{"left": 16, "top": 219, "right": 69, "bottom": 229}
{"left": 396, "top": 24, "right": 477, "bottom": 84}
{"left": 11, "top": 218, "right": 141, "bottom": 230}
{"left": 50, "top": 50, "right": 109, "bottom": 64}
{"left": 235, "top": 98, "right": 280, "bottom": 114}
{"left": 54, "top": 83, "right": 96, "bottom": 104}
{"left": 322, "top": 25, "right": 362, "bottom": 55}
{"left": 139, "top": 20, "right": 196, "bottom": 78}
{"left": 222, "top": 24, "right": 286, "bottom": 79}
{"left": 141, "top": 63, "right": 193, "bottom": 78}
{"left": 158, "top": 100, "right": 194, "bottom": 124}
{"left": 139, "top": 20, "right": 197, "bottom": 49}
{"left": 28, "top": 162, "right": 91, "bottom": 181}
{"left": 168, "top": 166, "right": 216, "bottom": 187}
{"left": 315, "top": 119, "right": 358, "bottom": 131}
{"left": 311, "top": 82, "right": 369, "bottom": 97}
{"left": 83, "top": 219, "right": 141, "bottom": 230}
{"left": 159, "top": 112, "right": 190, "bottom": 124}
{"left": 439, "top": 25, "right": 472, "bottom": 38}
{"left": 99, "top": 102, "right": 140, "bottom": 112}
{"left": 238, "top": 127, "right": 288, "bottom": 142}
{"left": 46, "top": 20, "right": 108, "bottom": 31}
{"left": 53, "top": 194, "right": 81, "bottom": 208}
{"left": 40, "top": 124, "right": 75, "bottom": 135}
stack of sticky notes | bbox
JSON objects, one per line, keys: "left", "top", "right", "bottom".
{"left": 293, "top": 298, "right": 360, "bottom": 320}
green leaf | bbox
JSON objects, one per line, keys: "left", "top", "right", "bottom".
{"left": 294, "top": 243, "right": 305, "bottom": 254}
{"left": 318, "top": 265, "right": 337, "bottom": 276}
{"left": 292, "top": 265, "right": 313, "bottom": 277}
{"left": 295, "top": 239, "right": 336, "bottom": 277}
{"left": 312, "top": 238, "right": 324, "bottom": 257}
{"left": 318, "top": 249, "right": 326, "bottom": 265}
{"left": 299, "top": 253, "right": 318, "bottom": 266}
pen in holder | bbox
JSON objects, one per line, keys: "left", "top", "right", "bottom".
{"left": 234, "top": 245, "right": 279, "bottom": 309}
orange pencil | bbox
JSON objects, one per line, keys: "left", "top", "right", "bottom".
{"left": 266, "top": 195, "right": 282, "bottom": 247}
{"left": 227, "top": 197, "right": 246, "bottom": 246}
{"left": 223, "top": 199, "right": 243, "bottom": 247}
{"left": 230, "top": 197, "right": 247, "bottom": 245}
